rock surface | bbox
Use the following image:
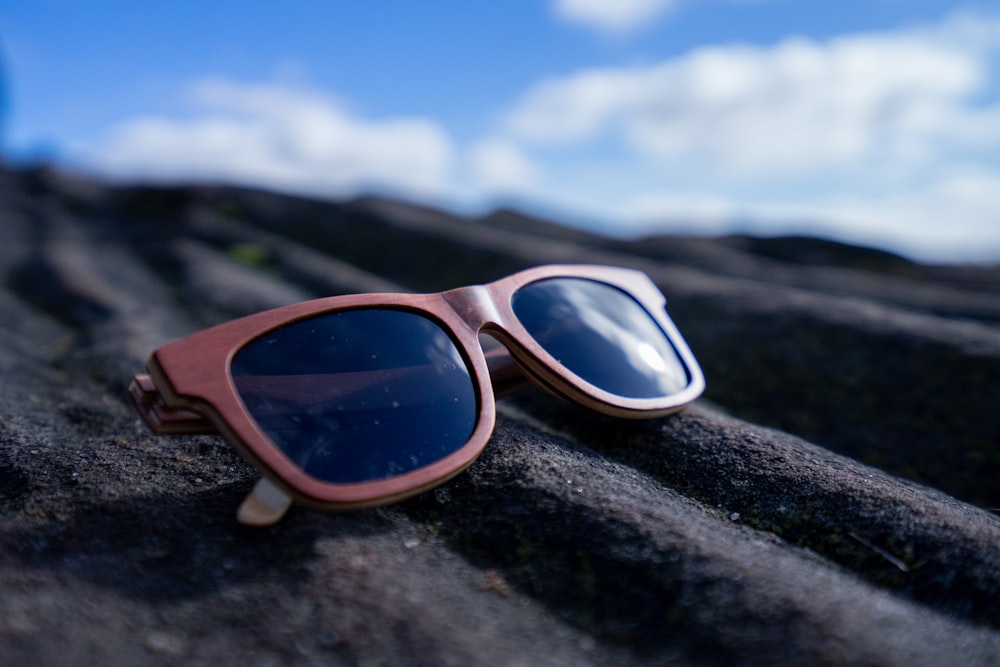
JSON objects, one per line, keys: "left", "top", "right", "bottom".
{"left": 1, "top": 165, "right": 1000, "bottom": 666}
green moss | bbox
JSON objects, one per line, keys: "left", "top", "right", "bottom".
{"left": 217, "top": 200, "right": 245, "bottom": 219}
{"left": 227, "top": 242, "right": 269, "bottom": 269}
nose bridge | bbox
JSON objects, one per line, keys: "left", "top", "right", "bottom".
{"left": 442, "top": 284, "right": 504, "bottom": 331}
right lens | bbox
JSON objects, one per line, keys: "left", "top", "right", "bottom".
{"left": 230, "top": 308, "right": 478, "bottom": 484}
{"left": 511, "top": 277, "right": 689, "bottom": 399}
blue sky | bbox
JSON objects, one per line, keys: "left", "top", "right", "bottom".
{"left": 3, "top": 0, "right": 999, "bottom": 261}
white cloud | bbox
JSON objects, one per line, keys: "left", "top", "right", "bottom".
{"left": 466, "top": 138, "right": 539, "bottom": 194}
{"left": 553, "top": 0, "right": 676, "bottom": 34}
{"left": 615, "top": 165, "right": 1000, "bottom": 261}
{"left": 622, "top": 191, "right": 744, "bottom": 233}
{"left": 501, "top": 11, "right": 1000, "bottom": 260}
{"left": 88, "top": 80, "right": 455, "bottom": 199}
{"left": 608, "top": 166, "right": 1000, "bottom": 262}
{"left": 804, "top": 167, "right": 1000, "bottom": 259}
{"left": 508, "top": 16, "right": 999, "bottom": 179}
{"left": 74, "top": 11, "right": 1000, "bottom": 261}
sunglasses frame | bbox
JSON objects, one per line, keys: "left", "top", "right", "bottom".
{"left": 130, "top": 264, "right": 704, "bottom": 522}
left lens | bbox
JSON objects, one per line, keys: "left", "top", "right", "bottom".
{"left": 230, "top": 309, "right": 478, "bottom": 484}
{"left": 511, "top": 277, "right": 689, "bottom": 399}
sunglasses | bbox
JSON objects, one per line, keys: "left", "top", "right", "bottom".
{"left": 130, "top": 264, "right": 704, "bottom": 526}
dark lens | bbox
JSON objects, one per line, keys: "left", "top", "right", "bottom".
{"left": 230, "top": 309, "right": 477, "bottom": 484}
{"left": 511, "top": 277, "right": 689, "bottom": 399}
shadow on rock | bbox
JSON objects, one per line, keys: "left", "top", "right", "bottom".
{"left": 1, "top": 481, "right": 394, "bottom": 603}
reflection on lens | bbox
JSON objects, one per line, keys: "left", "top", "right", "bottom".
{"left": 511, "top": 278, "right": 689, "bottom": 399}
{"left": 230, "top": 309, "right": 477, "bottom": 484}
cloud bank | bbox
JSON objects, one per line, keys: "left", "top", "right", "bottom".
{"left": 504, "top": 11, "right": 1000, "bottom": 259}
{"left": 83, "top": 11, "right": 1000, "bottom": 261}
{"left": 93, "top": 80, "right": 455, "bottom": 199}
{"left": 552, "top": 0, "right": 677, "bottom": 34}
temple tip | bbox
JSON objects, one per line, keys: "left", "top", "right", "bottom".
{"left": 237, "top": 477, "right": 293, "bottom": 527}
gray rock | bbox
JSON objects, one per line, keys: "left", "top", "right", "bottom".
{"left": 1, "top": 165, "right": 999, "bottom": 666}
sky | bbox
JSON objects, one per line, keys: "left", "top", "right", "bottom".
{"left": 2, "top": 0, "right": 999, "bottom": 262}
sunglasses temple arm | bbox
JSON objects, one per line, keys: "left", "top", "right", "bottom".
{"left": 238, "top": 477, "right": 293, "bottom": 526}
{"left": 131, "top": 342, "right": 530, "bottom": 434}
{"left": 485, "top": 346, "right": 531, "bottom": 399}
{"left": 133, "top": 349, "right": 527, "bottom": 528}
{"left": 231, "top": 349, "right": 529, "bottom": 527}
{"left": 231, "top": 350, "right": 528, "bottom": 527}
{"left": 129, "top": 374, "right": 218, "bottom": 435}
{"left": 130, "top": 374, "right": 291, "bottom": 525}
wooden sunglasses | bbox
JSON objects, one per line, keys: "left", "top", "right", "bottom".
{"left": 130, "top": 264, "right": 704, "bottom": 526}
